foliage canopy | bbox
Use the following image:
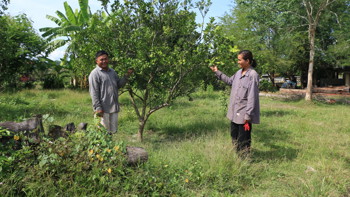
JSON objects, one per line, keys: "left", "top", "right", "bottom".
{"left": 0, "top": 14, "right": 47, "bottom": 91}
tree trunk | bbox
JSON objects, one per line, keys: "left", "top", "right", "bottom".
{"left": 83, "top": 75, "right": 88, "bottom": 89}
{"left": 138, "top": 120, "right": 146, "bottom": 142}
{"left": 269, "top": 72, "right": 275, "bottom": 87}
{"left": 73, "top": 77, "right": 77, "bottom": 87}
{"left": 0, "top": 115, "right": 44, "bottom": 144}
{"left": 80, "top": 77, "right": 83, "bottom": 89}
{"left": 305, "top": 26, "right": 316, "bottom": 101}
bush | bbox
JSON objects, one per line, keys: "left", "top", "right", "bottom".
{"left": 0, "top": 121, "right": 189, "bottom": 196}
{"left": 259, "top": 80, "right": 277, "bottom": 92}
{"left": 42, "top": 75, "right": 65, "bottom": 89}
{"left": 0, "top": 129, "right": 27, "bottom": 173}
{"left": 0, "top": 122, "right": 128, "bottom": 195}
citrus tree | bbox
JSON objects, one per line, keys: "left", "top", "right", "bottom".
{"left": 97, "top": 0, "right": 213, "bottom": 141}
{"left": 40, "top": 0, "right": 215, "bottom": 141}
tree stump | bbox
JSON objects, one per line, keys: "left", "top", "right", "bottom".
{"left": 48, "top": 125, "right": 66, "bottom": 139}
{"left": 64, "top": 122, "right": 76, "bottom": 133}
{"left": 0, "top": 115, "right": 44, "bottom": 144}
{"left": 126, "top": 146, "right": 148, "bottom": 166}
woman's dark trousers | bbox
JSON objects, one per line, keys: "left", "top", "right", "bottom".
{"left": 230, "top": 122, "right": 252, "bottom": 155}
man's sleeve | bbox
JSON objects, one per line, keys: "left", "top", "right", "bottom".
{"left": 89, "top": 72, "right": 102, "bottom": 111}
{"left": 116, "top": 72, "right": 128, "bottom": 88}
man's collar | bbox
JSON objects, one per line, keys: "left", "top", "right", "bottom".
{"left": 96, "top": 65, "right": 110, "bottom": 71}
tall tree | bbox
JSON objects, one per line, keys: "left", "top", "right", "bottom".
{"left": 302, "top": 0, "right": 337, "bottom": 101}
{"left": 324, "top": 2, "right": 350, "bottom": 73}
{"left": 0, "top": 14, "right": 46, "bottom": 91}
{"left": 222, "top": 0, "right": 345, "bottom": 98}
{"left": 221, "top": 0, "right": 303, "bottom": 86}
{"left": 0, "top": 0, "right": 9, "bottom": 15}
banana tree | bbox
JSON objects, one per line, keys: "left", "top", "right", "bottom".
{"left": 39, "top": 0, "right": 92, "bottom": 53}
{"left": 39, "top": 0, "right": 100, "bottom": 88}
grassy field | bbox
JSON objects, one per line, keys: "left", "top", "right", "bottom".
{"left": 0, "top": 89, "right": 349, "bottom": 196}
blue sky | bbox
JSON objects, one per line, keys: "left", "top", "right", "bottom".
{"left": 7, "top": 0, "right": 234, "bottom": 60}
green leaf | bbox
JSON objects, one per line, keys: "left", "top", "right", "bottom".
{"left": 64, "top": 2, "right": 77, "bottom": 25}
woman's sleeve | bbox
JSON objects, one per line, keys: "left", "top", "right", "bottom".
{"left": 215, "top": 70, "right": 235, "bottom": 86}
{"left": 244, "top": 73, "right": 259, "bottom": 121}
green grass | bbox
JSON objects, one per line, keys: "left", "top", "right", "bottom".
{"left": 0, "top": 89, "right": 349, "bottom": 196}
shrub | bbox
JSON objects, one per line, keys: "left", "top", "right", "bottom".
{"left": 42, "top": 75, "right": 65, "bottom": 89}
{"left": 0, "top": 122, "right": 128, "bottom": 195}
{"left": 259, "top": 80, "right": 277, "bottom": 92}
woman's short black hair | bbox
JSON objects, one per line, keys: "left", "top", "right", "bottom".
{"left": 95, "top": 50, "right": 109, "bottom": 59}
{"left": 238, "top": 50, "right": 257, "bottom": 68}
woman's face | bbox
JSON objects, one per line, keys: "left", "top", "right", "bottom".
{"left": 237, "top": 54, "right": 250, "bottom": 69}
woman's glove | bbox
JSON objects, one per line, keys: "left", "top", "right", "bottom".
{"left": 244, "top": 122, "right": 250, "bottom": 131}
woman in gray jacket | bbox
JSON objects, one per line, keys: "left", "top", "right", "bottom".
{"left": 210, "top": 50, "right": 260, "bottom": 156}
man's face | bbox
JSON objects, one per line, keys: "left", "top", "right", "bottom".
{"left": 96, "top": 54, "right": 109, "bottom": 70}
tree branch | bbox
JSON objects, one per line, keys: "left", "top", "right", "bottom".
{"left": 118, "top": 89, "right": 128, "bottom": 96}
{"left": 147, "top": 103, "right": 170, "bottom": 117}
{"left": 128, "top": 89, "right": 142, "bottom": 120}
{"left": 330, "top": 11, "right": 340, "bottom": 27}
{"left": 129, "top": 88, "right": 144, "bottom": 102}
{"left": 303, "top": 0, "right": 313, "bottom": 23}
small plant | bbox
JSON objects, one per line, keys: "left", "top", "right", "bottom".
{"left": 0, "top": 129, "right": 32, "bottom": 173}
{"left": 219, "top": 87, "right": 229, "bottom": 115}
{"left": 42, "top": 114, "right": 54, "bottom": 123}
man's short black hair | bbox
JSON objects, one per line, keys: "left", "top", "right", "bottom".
{"left": 95, "top": 50, "right": 109, "bottom": 59}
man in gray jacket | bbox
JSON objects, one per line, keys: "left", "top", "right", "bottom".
{"left": 89, "top": 50, "right": 133, "bottom": 134}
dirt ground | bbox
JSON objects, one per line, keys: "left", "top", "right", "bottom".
{"left": 261, "top": 86, "right": 350, "bottom": 104}
{"left": 281, "top": 86, "right": 349, "bottom": 95}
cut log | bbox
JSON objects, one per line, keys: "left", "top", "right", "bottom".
{"left": 64, "top": 122, "right": 76, "bottom": 132}
{"left": 126, "top": 146, "right": 148, "bottom": 166}
{"left": 48, "top": 125, "right": 66, "bottom": 139}
{"left": 0, "top": 115, "right": 44, "bottom": 144}
{"left": 0, "top": 115, "right": 44, "bottom": 133}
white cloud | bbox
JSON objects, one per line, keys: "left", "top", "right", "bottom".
{"left": 48, "top": 47, "right": 66, "bottom": 61}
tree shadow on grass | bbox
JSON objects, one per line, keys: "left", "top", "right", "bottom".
{"left": 167, "top": 100, "right": 194, "bottom": 110}
{"left": 147, "top": 120, "right": 300, "bottom": 163}
{"left": 333, "top": 152, "right": 350, "bottom": 167}
{"left": 146, "top": 118, "right": 228, "bottom": 144}
{"left": 252, "top": 144, "right": 299, "bottom": 162}
{"left": 0, "top": 104, "right": 69, "bottom": 122}
{"left": 251, "top": 127, "right": 300, "bottom": 162}
{"left": 261, "top": 110, "right": 297, "bottom": 117}
{"left": 267, "top": 95, "right": 304, "bottom": 103}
